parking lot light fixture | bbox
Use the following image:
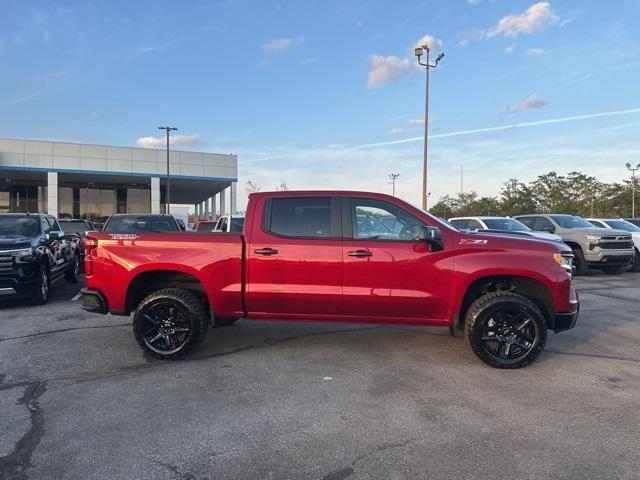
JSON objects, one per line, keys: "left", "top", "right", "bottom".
{"left": 626, "top": 162, "right": 640, "bottom": 217}
{"left": 415, "top": 44, "right": 444, "bottom": 211}
{"left": 158, "top": 126, "right": 178, "bottom": 214}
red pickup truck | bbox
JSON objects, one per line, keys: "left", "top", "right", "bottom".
{"left": 81, "top": 191, "right": 579, "bottom": 368}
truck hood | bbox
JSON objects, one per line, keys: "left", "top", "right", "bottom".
{"left": 460, "top": 230, "right": 568, "bottom": 251}
{"left": 526, "top": 231, "right": 563, "bottom": 242}
{"left": 572, "top": 227, "right": 631, "bottom": 237}
{"left": 0, "top": 236, "right": 35, "bottom": 250}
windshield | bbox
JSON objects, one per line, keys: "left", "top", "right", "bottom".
{"left": 230, "top": 218, "right": 244, "bottom": 232}
{"left": 61, "top": 220, "right": 92, "bottom": 234}
{"left": 0, "top": 216, "right": 39, "bottom": 237}
{"left": 549, "top": 215, "right": 594, "bottom": 229}
{"left": 604, "top": 219, "right": 640, "bottom": 232}
{"left": 195, "top": 222, "right": 215, "bottom": 232}
{"left": 104, "top": 216, "right": 179, "bottom": 232}
{"left": 482, "top": 218, "right": 530, "bottom": 232}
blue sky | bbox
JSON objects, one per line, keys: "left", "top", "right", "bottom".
{"left": 1, "top": 0, "right": 639, "bottom": 209}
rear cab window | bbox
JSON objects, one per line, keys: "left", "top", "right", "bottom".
{"left": 263, "top": 197, "right": 338, "bottom": 238}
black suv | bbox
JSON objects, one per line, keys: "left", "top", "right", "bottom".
{"left": 0, "top": 214, "right": 81, "bottom": 305}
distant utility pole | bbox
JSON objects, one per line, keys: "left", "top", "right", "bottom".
{"left": 388, "top": 173, "right": 400, "bottom": 196}
{"left": 415, "top": 44, "right": 444, "bottom": 211}
{"left": 627, "top": 162, "right": 640, "bottom": 217}
{"left": 460, "top": 165, "right": 464, "bottom": 195}
{"left": 158, "top": 126, "right": 177, "bottom": 214}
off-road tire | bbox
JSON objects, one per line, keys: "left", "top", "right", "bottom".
{"left": 31, "top": 264, "right": 50, "bottom": 305}
{"left": 215, "top": 316, "right": 240, "bottom": 327}
{"left": 465, "top": 292, "right": 547, "bottom": 369}
{"left": 630, "top": 249, "right": 640, "bottom": 273}
{"left": 571, "top": 248, "right": 588, "bottom": 276}
{"left": 133, "top": 288, "right": 209, "bottom": 359}
{"left": 65, "top": 255, "right": 81, "bottom": 283}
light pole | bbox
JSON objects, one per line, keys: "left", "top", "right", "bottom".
{"left": 626, "top": 162, "right": 640, "bottom": 217}
{"left": 158, "top": 126, "right": 177, "bottom": 214}
{"left": 415, "top": 44, "right": 444, "bottom": 211}
{"left": 388, "top": 173, "right": 400, "bottom": 196}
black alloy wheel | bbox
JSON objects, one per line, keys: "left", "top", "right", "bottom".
{"left": 466, "top": 292, "right": 546, "bottom": 369}
{"left": 133, "top": 288, "right": 208, "bottom": 359}
{"left": 31, "top": 265, "right": 50, "bottom": 305}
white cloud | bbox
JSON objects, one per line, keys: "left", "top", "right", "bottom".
{"left": 46, "top": 69, "right": 69, "bottom": 78}
{"left": 487, "top": 2, "right": 558, "bottom": 38}
{"left": 503, "top": 92, "right": 548, "bottom": 114}
{"left": 387, "top": 128, "right": 404, "bottom": 135}
{"left": 88, "top": 111, "right": 101, "bottom": 121}
{"left": 136, "top": 134, "right": 203, "bottom": 149}
{"left": 366, "top": 34, "right": 442, "bottom": 89}
{"left": 527, "top": 47, "right": 546, "bottom": 56}
{"left": 504, "top": 43, "right": 517, "bottom": 54}
{"left": 260, "top": 36, "right": 304, "bottom": 54}
{"left": 299, "top": 58, "right": 316, "bottom": 67}
{"left": 366, "top": 55, "right": 413, "bottom": 89}
{"left": 457, "top": 29, "right": 485, "bottom": 47}
{"left": 414, "top": 35, "right": 443, "bottom": 55}
{"left": 468, "top": 0, "right": 481, "bottom": 4}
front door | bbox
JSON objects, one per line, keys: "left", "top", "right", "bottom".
{"left": 342, "top": 197, "right": 452, "bottom": 323}
{"left": 245, "top": 196, "right": 343, "bottom": 319}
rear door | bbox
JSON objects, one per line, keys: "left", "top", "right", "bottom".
{"left": 341, "top": 197, "right": 453, "bottom": 322}
{"left": 245, "top": 196, "right": 343, "bottom": 318}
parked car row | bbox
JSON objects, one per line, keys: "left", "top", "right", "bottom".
{"left": 448, "top": 214, "right": 638, "bottom": 275}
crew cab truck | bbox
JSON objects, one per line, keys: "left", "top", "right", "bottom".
{"left": 0, "top": 213, "right": 81, "bottom": 304}
{"left": 81, "top": 191, "right": 579, "bottom": 369}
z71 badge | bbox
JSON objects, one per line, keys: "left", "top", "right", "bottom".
{"left": 459, "top": 238, "right": 488, "bottom": 246}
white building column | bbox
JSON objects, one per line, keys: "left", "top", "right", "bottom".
{"left": 150, "top": 177, "right": 160, "bottom": 214}
{"left": 220, "top": 188, "right": 226, "bottom": 216}
{"left": 230, "top": 182, "right": 237, "bottom": 214}
{"left": 47, "top": 172, "right": 58, "bottom": 217}
{"left": 211, "top": 194, "right": 217, "bottom": 220}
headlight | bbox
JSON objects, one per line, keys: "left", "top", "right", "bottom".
{"left": 5, "top": 247, "right": 35, "bottom": 257}
{"left": 553, "top": 252, "right": 574, "bottom": 276}
{"left": 585, "top": 234, "right": 601, "bottom": 243}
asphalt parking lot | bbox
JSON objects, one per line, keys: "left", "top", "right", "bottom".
{"left": 0, "top": 273, "right": 638, "bottom": 480}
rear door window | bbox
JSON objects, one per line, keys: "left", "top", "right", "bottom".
{"left": 265, "top": 197, "right": 335, "bottom": 238}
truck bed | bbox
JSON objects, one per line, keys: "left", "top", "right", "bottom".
{"left": 84, "top": 232, "right": 244, "bottom": 317}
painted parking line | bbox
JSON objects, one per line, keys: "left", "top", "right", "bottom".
{"left": 71, "top": 292, "right": 82, "bottom": 302}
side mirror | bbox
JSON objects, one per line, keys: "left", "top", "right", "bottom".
{"left": 418, "top": 226, "right": 444, "bottom": 251}
{"left": 541, "top": 225, "right": 555, "bottom": 233}
{"left": 48, "top": 231, "right": 62, "bottom": 240}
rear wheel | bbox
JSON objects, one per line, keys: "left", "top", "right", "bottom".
{"left": 571, "top": 248, "right": 588, "bottom": 276}
{"left": 133, "top": 288, "right": 209, "bottom": 359}
{"left": 65, "top": 255, "right": 81, "bottom": 283}
{"left": 465, "top": 292, "right": 547, "bottom": 369}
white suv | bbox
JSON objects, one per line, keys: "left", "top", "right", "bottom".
{"left": 448, "top": 216, "right": 564, "bottom": 242}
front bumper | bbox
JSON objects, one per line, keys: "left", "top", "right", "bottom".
{"left": 585, "top": 249, "right": 635, "bottom": 266}
{"left": 81, "top": 288, "right": 108, "bottom": 314}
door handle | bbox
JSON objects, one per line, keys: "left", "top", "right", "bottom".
{"left": 255, "top": 248, "right": 278, "bottom": 256}
{"left": 347, "top": 250, "right": 372, "bottom": 258}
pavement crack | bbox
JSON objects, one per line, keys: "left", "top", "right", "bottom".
{"left": 0, "top": 323, "right": 131, "bottom": 343}
{"left": 321, "top": 438, "right": 415, "bottom": 480}
{"left": 0, "top": 379, "right": 47, "bottom": 480}
{"left": 546, "top": 349, "right": 640, "bottom": 364}
{"left": 156, "top": 460, "right": 196, "bottom": 480}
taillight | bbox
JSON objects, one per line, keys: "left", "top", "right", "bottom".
{"left": 84, "top": 237, "right": 99, "bottom": 256}
{"left": 84, "top": 237, "right": 98, "bottom": 276}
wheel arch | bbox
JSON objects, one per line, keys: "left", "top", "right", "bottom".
{"left": 457, "top": 275, "right": 555, "bottom": 329}
{"left": 125, "top": 269, "right": 212, "bottom": 316}
{"left": 563, "top": 241, "right": 582, "bottom": 251}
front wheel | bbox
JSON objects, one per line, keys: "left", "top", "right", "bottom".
{"left": 31, "top": 265, "right": 50, "bottom": 305}
{"left": 465, "top": 292, "right": 547, "bottom": 369}
{"left": 571, "top": 248, "right": 588, "bottom": 276}
{"left": 133, "top": 288, "right": 209, "bottom": 359}
{"left": 630, "top": 249, "right": 640, "bottom": 273}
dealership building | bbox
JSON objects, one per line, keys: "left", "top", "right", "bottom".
{"left": 0, "top": 138, "right": 238, "bottom": 222}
